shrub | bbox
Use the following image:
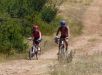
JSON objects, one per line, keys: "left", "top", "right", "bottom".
{"left": 30, "top": 0, "right": 47, "bottom": 11}
{"left": 34, "top": 15, "right": 60, "bottom": 35}
{"left": 0, "top": 18, "right": 27, "bottom": 54}
{"left": 0, "top": 0, "right": 62, "bottom": 56}
{"left": 41, "top": 7, "right": 57, "bottom": 23}
{"left": 20, "top": 18, "right": 32, "bottom": 37}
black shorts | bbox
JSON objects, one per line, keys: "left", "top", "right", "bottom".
{"left": 60, "top": 36, "right": 66, "bottom": 38}
{"left": 33, "top": 38, "right": 39, "bottom": 45}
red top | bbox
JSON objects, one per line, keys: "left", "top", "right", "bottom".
{"left": 32, "top": 30, "right": 41, "bottom": 38}
{"left": 56, "top": 26, "right": 68, "bottom": 38}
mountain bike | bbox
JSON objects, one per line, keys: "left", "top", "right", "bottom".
{"left": 29, "top": 44, "right": 39, "bottom": 60}
{"left": 56, "top": 37, "right": 66, "bottom": 61}
{"left": 55, "top": 37, "right": 74, "bottom": 63}
{"left": 28, "top": 38, "right": 41, "bottom": 60}
{"left": 57, "top": 38, "right": 67, "bottom": 61}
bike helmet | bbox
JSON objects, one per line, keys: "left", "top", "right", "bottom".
{"left": 60, "top": 20, "right": 66, "bottom": 27}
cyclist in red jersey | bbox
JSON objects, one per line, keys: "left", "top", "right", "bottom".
{"left": 32, "top": 25, "right": 42, "bottom": 50}
{"left": 56, "top": 20, "right": 69, "bottom": 53}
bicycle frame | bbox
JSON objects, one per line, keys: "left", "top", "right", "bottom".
{"left": 59, "top": 38, "right": 65, "bottom": 53}
{"left": 29, "top": 44, "right": 38, "bottom": 60}
{"left": 32, "top": 45, "right": 38, "bottom": 53}
{"left": 57, "top": 38, "right": 66, "bottom": 61}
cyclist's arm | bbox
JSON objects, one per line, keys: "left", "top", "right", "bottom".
{"left": 66, "top": 27, "right": 68, "bottom": 37}
{"left": 67, "top": 26, "right": 70, "bottom": 38}
{"left": 39, "top": 31, "right": 42, "bottom": 39}
{"left": 56, "top": 28, "right": 60, "bottom": 36}
{"left": 32, "top": 30, "right": 35, "bottom": 40}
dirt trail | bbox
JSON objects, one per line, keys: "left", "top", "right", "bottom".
{"left": 0, "top": 0, "right": 102, "bottom": 75}
{"left": 0, "top": 49, "right": 58, "bottom": 75}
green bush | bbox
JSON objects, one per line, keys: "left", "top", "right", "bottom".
{"left": 20, "top": 18, "right": 32, "bottom": 37}
{"left": 34, "top": 15, "right": 60, "bottom": 35}
{"left": 30, "top": 0, "right": 47, "bottom": 11}
{"left": 7, "top": 0, "right": 27, "bottom": 18}
{"left": 41, "top": 7, "right": 57, "bottom": 23}
{"left": 0, "top": 18, "right": 27, "bottom": 54}
{"left": 0, "top": 0, "right": 62, "bottom": 56}
{"left": 6, "top": 0, "right": 47, "bottom": 18}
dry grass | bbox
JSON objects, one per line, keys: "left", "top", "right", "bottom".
{"left": 50, "top": 53, "right": 102, "bottom": 75}
{"left": 88, "top": 38, "right": 98, "bottom": 42}
{"left": 59, "top": 0, "right": 93, "bottom": 36}
{"left": 40, "top": 36, "right": 56, "bottom": 52}
{"left": 65, "top": 0, "right": 93, "bottom": 5}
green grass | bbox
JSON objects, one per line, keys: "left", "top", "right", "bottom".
{"left": 50, "top": 53, "right": 102, "bottom": 75}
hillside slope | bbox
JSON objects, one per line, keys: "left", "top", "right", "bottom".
{"left": 82, "top": 0, "right": 102, "bottom": 34}
{"left": 0, "top": 0, "right": 102, "bottom": 75}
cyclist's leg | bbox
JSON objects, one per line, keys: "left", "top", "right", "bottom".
{"left": 57, "top": 38, "right": 61, "bottom": 55}
{"left": 33, "top": 39, "right": 38, "bottom": 47}
{"left": 33, "top": 39, "right": 36, "bottom": 46}
{"left": 57, "top": 43, "right": 60, "bottom": 55}
{"left": 36, "top": 39, "right": 41, "bottom": 51}
{"left": 64, "top": 38, "right": 68, "bottom": 51}
{"left": 34, "top": 39, "right": 39, "bottom": 59}
{"left": 37, "top": 43, "right": 40, "bottom": 51}
{"left": 32, "top": 39, "right": 36, "bottom": 52}
{"left": 58, "top": 37, "right": 63, "bottom": 54}
{"left": 35, "top": 38, "right": 41, "bottom": 52}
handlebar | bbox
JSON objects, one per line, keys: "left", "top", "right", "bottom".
{"left": 27, "top": 37, "right": 33, "bottom": 41}
{"left": 55, "top": 37, "right": 68, "bottom": 39}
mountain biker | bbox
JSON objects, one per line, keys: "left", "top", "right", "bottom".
{"left": 32, "top": 25, "right": 42, "bottom": 51}
{"left": 55, "top": 20, "right": 69, "bottom": 54}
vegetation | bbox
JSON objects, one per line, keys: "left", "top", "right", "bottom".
{"left": 0, "top": 0, "right": 89, "bottom": 57}
{"left": 0, "top": 0, "right": 64, "bottom": 55}
{"left": 60, "top": 0, "right": 93, "bottom": 36}
{"left": 69, "top": 19, "right": 83, "bottom": 36}
{"left": 50, "top": 53, "right": 102, "bottom": 75}
{"left": 0, "top": 18, "right": 26, "bottom": 54}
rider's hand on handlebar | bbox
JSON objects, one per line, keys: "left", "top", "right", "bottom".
{"left": 37, "top": 38, "right": 42, "bottom": 42}
{"left": 55, "top": 36, "right": 59, "bottom": 44}
{"left": 55, "top": 36, "right": 59, "bottom": 38}
{"left": 28, "top": 37, "right": 33, "bottom": 41}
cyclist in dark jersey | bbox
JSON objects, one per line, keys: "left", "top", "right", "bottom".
{"left": 56, "top": 20, "right": 69, "bottom": 54}
{"left": 32, "top": 25, "right": 42, "bottom": 50}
